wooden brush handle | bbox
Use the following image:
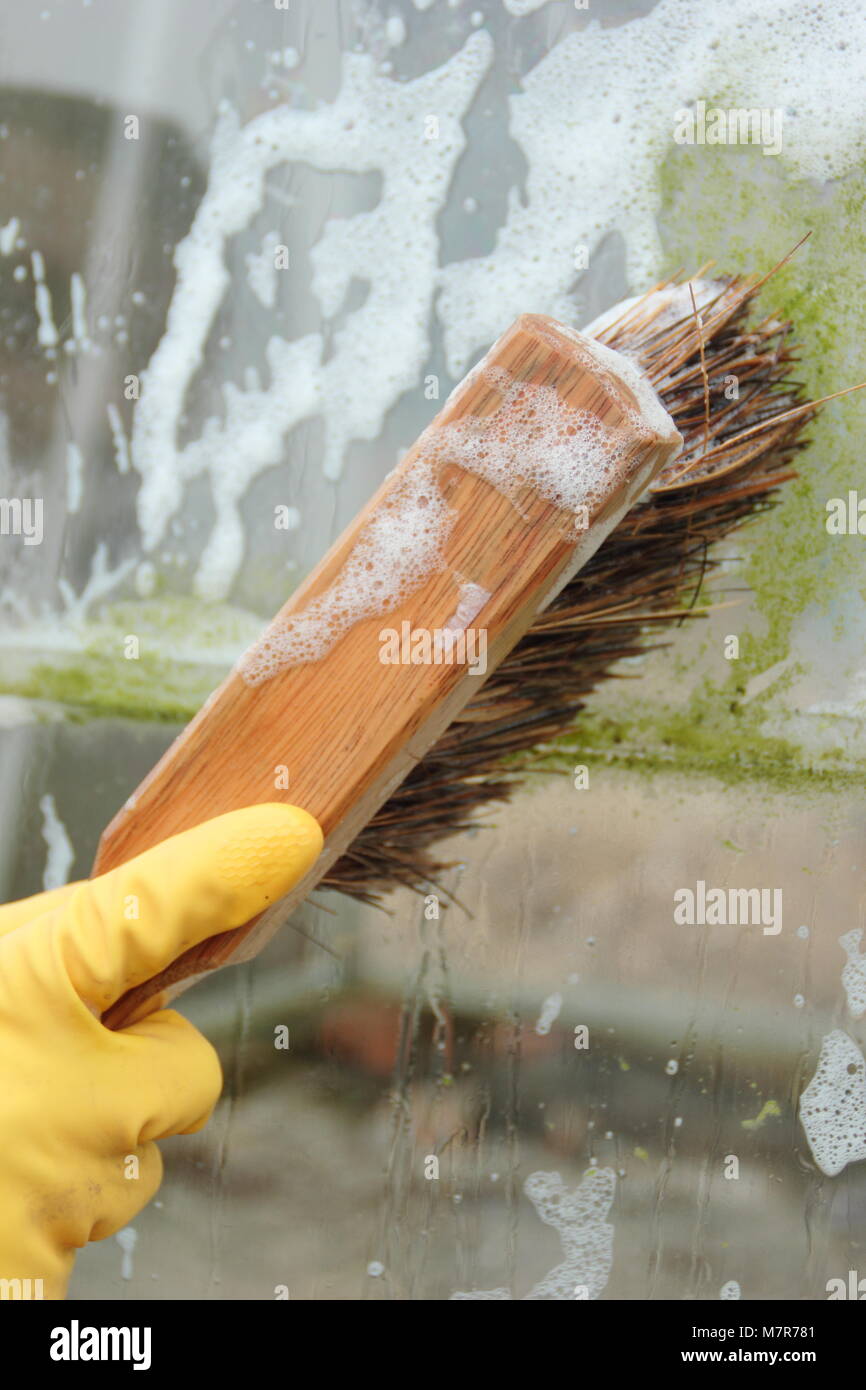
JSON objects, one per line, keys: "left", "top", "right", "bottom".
{"left": 95, "top": 315, "right": 681, "bottom": 1028}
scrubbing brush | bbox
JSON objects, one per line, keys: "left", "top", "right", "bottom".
{"left": 323, "top": 256, "right": 859, "bottom": 900}
{"left": 94, "top": 247, "right": 860, "bottom": 1025}
{"left": 96, "top": 309, "right": 683, "bottom": 1024}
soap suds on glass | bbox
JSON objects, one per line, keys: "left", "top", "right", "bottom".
{"left": 39, "top": 793, "right": 74, "bottom": 891}
{"left": 535, "top": 992, "right": 562, "bottom": 1035}
{"left": 438, "top": 0, "right": 866, "bottom": 375}
{"left": 800, "top": 1030, "right": 866, "bottom": 1177}
{"left": 130, "top": 33, "right": 493, "bottom": 601}
{"left": 839, "top": 928, "right": 866, "bottom": 1017}
{"left": 451, "top": 1167, "right": 615, "bottom": 1300}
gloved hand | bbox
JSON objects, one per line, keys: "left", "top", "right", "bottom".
{"left": 0, "top": 802, "right": 322, "bottom": 1300}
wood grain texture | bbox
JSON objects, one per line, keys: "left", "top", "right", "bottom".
{"left": 96, "top": 314, "right": 681, "bottom": 1028}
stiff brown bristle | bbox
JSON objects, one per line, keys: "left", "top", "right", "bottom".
{"left": 323, "top": 267, "right": 815, "bottom": 903}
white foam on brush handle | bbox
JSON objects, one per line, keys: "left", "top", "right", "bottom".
{"left": 239, "top": 459, "right": 454, "bottom": 683}
{"left": 422, "top": 326, "right": 679, "bottom": 526}
{"left": 548, "top": 322, "right": 680, "bottom": 447}
{"left": 237, "top": 326, "right": 678, "bottom": 682}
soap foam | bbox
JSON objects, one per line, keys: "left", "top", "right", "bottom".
{"left": 538, "top": 322, "right": 681, "bottom": 446}
{"left": 522, "top": 1168, "right": 615, "bottom": 1300}
{"left": 239, "top": 330, "right": 676, "bottom": 679}
{"left": 422, "top": 376, "right": 619, "bottom": 527}
{"left": 444, "top": 581, "right": 489, "bottom": 632}
{"left": 799, "top": 1030, "right": 866, "bottom": 1177}
{"left": 12, "top": 0, "right": 866, "bottom": 636}
{"left": 451, "top": 1167, "right": 615, "bottom": 1300}
{"left": 30, "top": 250, "right": 58, "bottom": 349}
{"left": 106, "top": 403, "right": 130, "bottom": 474}
{"left": 70, "top": 271, "right": 90, "bottom": 351}
{"left": 66, "top": 442, "right": 84, "bottom": 514}
{"left": 535, "top": 991, "right": 562, "bottom": 1035}
{"left": 502, "top": 0, "right": 551, "bottom": 14}
{"left": 238, "top": 459, "right": 454, "bottom": 682}
{"left": 40, "top": 793, "right": 74, "bottom": 890}
{"left": 0, "top": 217, "right": 19, "bottom": 255}
{"left": 840, "top": 929, "right": 866, "bottom": 1018}
{"left": 95, "top": 0, "right": 866, "bottom": 609}
{"left": 244, "top": 230, "right": 281, "bottom": 309}
{"left": 438, "top": 0, "right": 866, "bottom": 375}
{"left": 418, "top": 338, "right": 678, "bottom": 535}
{"left": 131, "top": 33, "right": 492, "bottom": 599}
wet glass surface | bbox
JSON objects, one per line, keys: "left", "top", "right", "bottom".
{"left": 1, "top": 0, "right": 865, "bottom": 1302}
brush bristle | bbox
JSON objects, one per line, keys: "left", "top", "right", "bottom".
{"left": 324, "top": 270, "right": 815, "bottom": 903}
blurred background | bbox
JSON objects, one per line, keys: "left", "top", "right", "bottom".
{"left": 1, "top": 0, "right": 866, "bottom": 1300}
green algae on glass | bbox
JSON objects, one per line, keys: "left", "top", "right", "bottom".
{"left": 539, "top": 144, "right": 866, "bottom": 787}
{"left": 18, "top": 654, "right": 209, "bottom": 723}
{"left": 657, "top": 143, "right": 866, "bottom": 664}
{"left": 0, "top": 597, "right": 262, "bottom": 722}
{"left": 741, "top": 1099, "right": 782, "bottom": 1132}
{"left": 547, "top": 693, "right": 865, "bottom": 796}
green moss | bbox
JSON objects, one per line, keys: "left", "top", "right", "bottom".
{"left": 742, "top": 1099, "right": 782, "bottom": 1132}
{"left": 17, "top": 655, "right": 208, "bottom": 723}
{"left": 657, "top": 144, "right": 866, "bottom": 668}
{"left": 543, "top": 683, "right": 866, "bottom": 794}
{"left": 535, "top": 142, "right": 866, "bottom": 788}
{"left": 1, "top": 597, "right": 261, "bottom": 722}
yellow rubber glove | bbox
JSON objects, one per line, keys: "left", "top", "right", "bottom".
{"left": 0, "top": 803, "right": 322, "bottom": 1300}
